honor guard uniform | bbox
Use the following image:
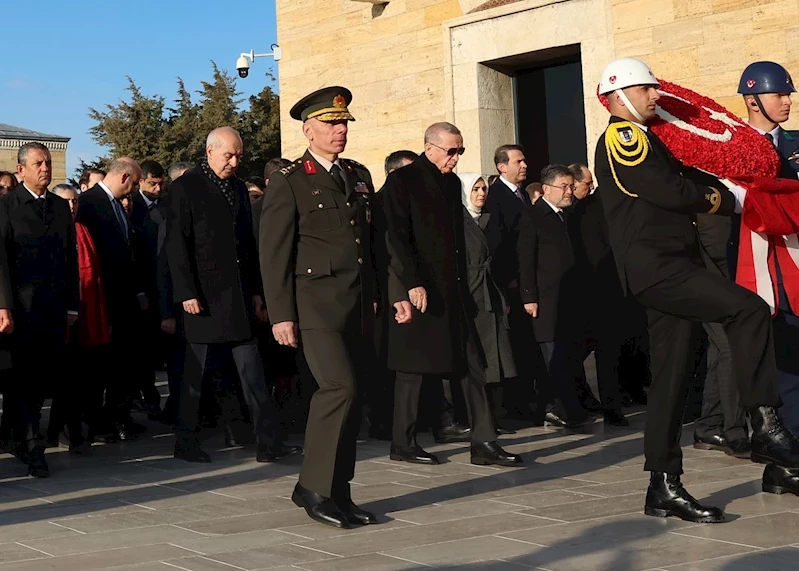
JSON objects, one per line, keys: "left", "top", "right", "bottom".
{"left": 595, "top": 58, "right": 799, "bottom": 524}
{"left": 260, "top": 87, "right": 378, "bottom": 529}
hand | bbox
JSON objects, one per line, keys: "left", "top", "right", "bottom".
{"left": 272, "top": 321, "right": 299, "bottom": 348}
{"left": 524, "top": 303, "right": 538, "bottom": 318}
{"left": 66, "top": 313, "right": 78, "bottom": 328}
{"left": 0, "top": 309, "right": 13, "bottom": 334}
{"left": 183, "top": 298, "right": 203, "bottom": 315}
{"left": 253, "top": 295, "right": 269, "bottom": 322}
{"left": 137, "top": 293, "right": 150, "bottom": 311}
{"left": 373, "top": 302, "right": 379, "bottom": 315}
{"left": 408, "top": 287, "right": 427, "bottom": 313}
{"left": 393, "top": 300, "right": 413, "bottom": 324}
{"left": 161, "top": 317, "right": 177, "bottom": 335}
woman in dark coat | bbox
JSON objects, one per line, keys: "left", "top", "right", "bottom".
{"left": 455, "top": 172, "right": 521, "bottom": 466}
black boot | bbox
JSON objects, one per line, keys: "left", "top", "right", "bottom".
{"left": 749, "top": 406, "right": 799, "bottom": 468}
{"left": 644, "top": 472, "right": 725, "bottom": 523}
{"left": 470, "top": 441, "right": 523, "bottom": 467}
{"left": 762, "top": 464, "right": 799, "bottom": 495}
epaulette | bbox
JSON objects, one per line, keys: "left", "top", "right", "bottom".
{"left": 280, "top": 159, "right": 303, "bottom": 177}
{"left": 341, "top": 158, "right": 367, "bottom": 170}
{"left": 782, "top": 129, "right": 797, "bottom": 142}
{"left": 604, "top": 121, "right": 650, "bottom": 198}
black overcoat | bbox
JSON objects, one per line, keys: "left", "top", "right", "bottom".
{"left": 165, "top": 166, "right": 261, "bottom": 344}
{"left": 382, "top": 153, "right": 468, "bottom": 375}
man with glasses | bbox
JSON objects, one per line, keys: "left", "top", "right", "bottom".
{"left": 518, "top": 164, "right": 592, "bottom": 429}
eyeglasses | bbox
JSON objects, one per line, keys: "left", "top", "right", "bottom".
{"left": 430, "top": 143, "right": 466, "bottom": 156}
{"left": 546, "top": 183, "right": 576, "bottom": 192}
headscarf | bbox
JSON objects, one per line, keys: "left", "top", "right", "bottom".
{"left": 457, "top": 172, "right": 488, "bottom": 220}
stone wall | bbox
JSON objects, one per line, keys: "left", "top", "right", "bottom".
{"left": 0, "top": 147, "right": 67, "bottom": 186}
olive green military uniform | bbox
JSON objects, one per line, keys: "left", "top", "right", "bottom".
{"left": 260, "top": 139, "right": 375, "bottom": 498}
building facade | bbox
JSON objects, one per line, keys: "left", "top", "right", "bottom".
{"left": 0, "top": 123, "right": 70, "bottom": 185}
{"left": 276, "top": 0, "right": 799, "bottom": 186}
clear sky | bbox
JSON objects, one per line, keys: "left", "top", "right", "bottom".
{"left": 0, "top": 0, "right": 279, "bottom": 178}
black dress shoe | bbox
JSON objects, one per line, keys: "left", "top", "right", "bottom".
{"left": 256, "top": 443, "right": 303, "bottom": 463}
{"left": 693, "top": 433, "right": 727, "bottom": 452}
{"left": 581, "top": 395, "right": 603, "bottom": 413}
{"left": 750, "top": 406, "right": 799, "bottom": 468}
{"left": 389, "top": 443, "right": 440, "bottom": 465}
{"left": 603, "top": 409, "right": 630, "bottom": 427}
{"left": 762, "top": 463, "right": 799, "bottom": 495}
{"left": 471, "top": 441, "right": 523, "bottom": 467}
{"left": 725, "top": 438, "right": 751, "bottom": 459}
{"left": 496, "top": 425, "right": 516, "bottom": 435}
{"left": 174, "top": 445, "right": 212, "bottom": 463}
{"left": 644, "top": 472, "right": 725, "bottom": 523}
{"left": 112, "top": 422, "right": 130, "bottom": 441}
{"left": 545, "top": 411, "right": 593, "bottom": 429}
{"left": 332, "top": 488, "right": 378, "bottom": 525}
{"left": 292, "top": 483, "right": 351, "bottom": 529}
{"left": 27, "top": 449, "right": 49, "bottom": 478}
{"left": 368, "top": 426, "right": 393, "bottom": 441}
{"left": 433, "top": 424, "right": 471, "bottom": 443}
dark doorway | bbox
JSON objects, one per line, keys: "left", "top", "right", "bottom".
{"left": 486, "top": 45, "right": 588, "bottom": 181}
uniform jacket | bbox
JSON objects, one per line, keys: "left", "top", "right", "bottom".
{"left": 0, "top": 184, "right": 78, "bottom": 342}
{"left": 165, "top": 166, "right": 261, "bottom": 344}
{"left": 594, "top": 116, "right": 736, "bottom": 296}
{"left": 381, "top": 153, "right": 469, "bottom": 375}
{"left": 260, "top": 150, "right": 375, "bottom": 335}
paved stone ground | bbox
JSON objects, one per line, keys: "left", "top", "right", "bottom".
{"left": 2, "top": 379, "right": 799, "bottom": 570}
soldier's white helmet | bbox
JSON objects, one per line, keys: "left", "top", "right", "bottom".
{"left": 599, "top": 58, "right": 660, "bottom": 95}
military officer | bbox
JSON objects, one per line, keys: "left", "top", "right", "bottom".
{"left": 260, "top": 87, "right": 378, "bottom": 529}
{"left": 595, "top": 58, "right": 799, "bottom": 524}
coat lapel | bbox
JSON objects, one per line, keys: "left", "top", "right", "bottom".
{"left": 303, "top": 150, "right": 345, "bottom": 195}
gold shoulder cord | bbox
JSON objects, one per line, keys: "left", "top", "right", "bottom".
{"left": 604, "top": 121, "right": 650, "bottom": 198}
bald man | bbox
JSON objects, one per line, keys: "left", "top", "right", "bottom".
{"left": 166, "top": 127, "right": 301, "bottom": 464}
{"left": 77, "top": 157, "right": 146, "bottom": 442}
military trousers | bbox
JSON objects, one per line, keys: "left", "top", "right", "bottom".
{"left": 636, "top": 268, "right": 780, "bottom": 475}
{"left": 298, "top": 330, "right": 369, "bottom": 499}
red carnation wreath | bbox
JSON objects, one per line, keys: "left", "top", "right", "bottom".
{"left": 597, "top": 80, "right": 799, "bottom": 316}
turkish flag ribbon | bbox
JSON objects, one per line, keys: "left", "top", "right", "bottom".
{"left": 730, "top": 176, "right": 799, "bottom": 316}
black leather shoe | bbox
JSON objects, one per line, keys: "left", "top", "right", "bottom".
{"left": 725, "top": 438, "right": 751, "bottom": 459}
{"left": 471, "top": 441, "right": 523, "bottom": 467}
{"left": 750, "top": 406, "right": 799, "bottom": 468}
{"left": 434, "top": 424, "right": 471, "bottom": 444}
{"left": 256, "top": 443, "right": 303, "bottom": 463}
{"left": 762, "top": 463, "right": 799, "bottom": 495}
{"left": 545, "top": 411, "right": 593, "bottom": 429}
{"left": 693, "top": 433, "right": 727, "bottom": 452}
{"left": 581, "top": 395, "right": 603, "bottom": 413}
{"left": 496, "top": 425, "right": 516, "bottom": 435}
{"left": 27, "top": 449, "right": 49, "bottom": 478}
{"left": 644, "top": 472, "right": 725, "bottom": 523}
{"left": 603, "top": 409, "right": 629, "bottom": 427}
{"left": 368, "top": 426, "right": 393, "bottom": 441}
{"left": 174, "top": 444, "right": 212, "bottom": 463}
{"left": 112, "top": 422, "right": 130, "bottom": 442}
{"left": 389, "top": 443, "right": 440, "bottom": 465}
{"left": 292, "top": 483, "right": 351, "bottom": 529}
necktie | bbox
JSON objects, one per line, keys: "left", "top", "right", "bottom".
{"left": 112, "top": 199, "right": 129, "bottom": 241}
{"left": 514, "top": 187, "right": 525, "bottom": 202}
{"left": 766, "top": 133, "right": 776, "bottom": 146}
{"left": 37, "top": 197, "right": 46, "bottom": 220}
{"left": 557, "top": 211, "right": 566, "bottom": 224}
{"left": 330, "top": 164, "right": 345, "bottom": 192}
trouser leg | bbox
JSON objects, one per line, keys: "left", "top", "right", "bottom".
{"left": 298, "top": 330, "right": 359, "bottom": 499}
{"left": 461, "top": 337, "right": 496, "bottom": 443}
{"left": 176, "top": 342, "right": 209, "bottom": 448}
{"left": 392, "top": 371, "right": 424, "bottom": 447}
{"left": 230, "top": 339, "right": 279, "bottom": 446}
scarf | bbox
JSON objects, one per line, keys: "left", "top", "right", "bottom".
{"left": 68, "top": 222, "right": 111, "bottom": 347}
{"left": 458, "top": 172, "right": 487, "bottom": 220}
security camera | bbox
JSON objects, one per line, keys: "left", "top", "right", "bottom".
{"left": 236, "top": 56, "right": 250, "bottom": 78}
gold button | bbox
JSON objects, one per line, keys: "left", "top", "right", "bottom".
{"left": 350, "top": 219, "right": 356, "bottom": 226}
{"left": 317, "top": 203, "right": 324, "bottom": 209}
{"left": 355, "top": 238, "right": 361, "bottom": 245}
{"left": 358, "top": 258, "right": 364, "bottom": 265}
{"left": 306, "top": 268, "right": 312, "bottom": 274}
{"left": 346, "top": 202, "right": 351, "bottom": 207}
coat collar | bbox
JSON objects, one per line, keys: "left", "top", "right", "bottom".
{"left": 302, "top": 149, "right": 346, "bottom": 194}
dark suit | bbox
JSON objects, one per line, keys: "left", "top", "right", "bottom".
{"left": 166, "top": 165, "right": 278, "bottom": 449}
{"left": 0, "top": 185, "right": 78, "bottom": 448}
{"left": 261, "top": 150, "right": 375, "bottom": 499}
{"left": 77, "top": 184, "right": 141, "bottom": 430}
{"left": 595, "top": 116, "right": 779, "bottom": 474}
{"left": 518, "top": 197, "right": 585, "bottom": 420}
{"left": 485, "top": 178, "right": 536, "bottom": 416}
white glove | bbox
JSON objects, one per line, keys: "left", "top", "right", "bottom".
{"left": 726, "top": 184, "right": 747, "bottom": 214}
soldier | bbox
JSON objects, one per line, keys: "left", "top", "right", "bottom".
{"left": 261, "top": 87, "right": 378, "bottom": 529}
{"left": 595, "top": 57, "right": 799, "bottom": 524}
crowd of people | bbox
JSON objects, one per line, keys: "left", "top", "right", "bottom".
{"left": 2, "top": 56, "right": 799, "bottom": 530}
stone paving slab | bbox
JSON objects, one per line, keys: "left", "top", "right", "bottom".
{"left": 4, "top": 389, "right": 799, "bottom": 570}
